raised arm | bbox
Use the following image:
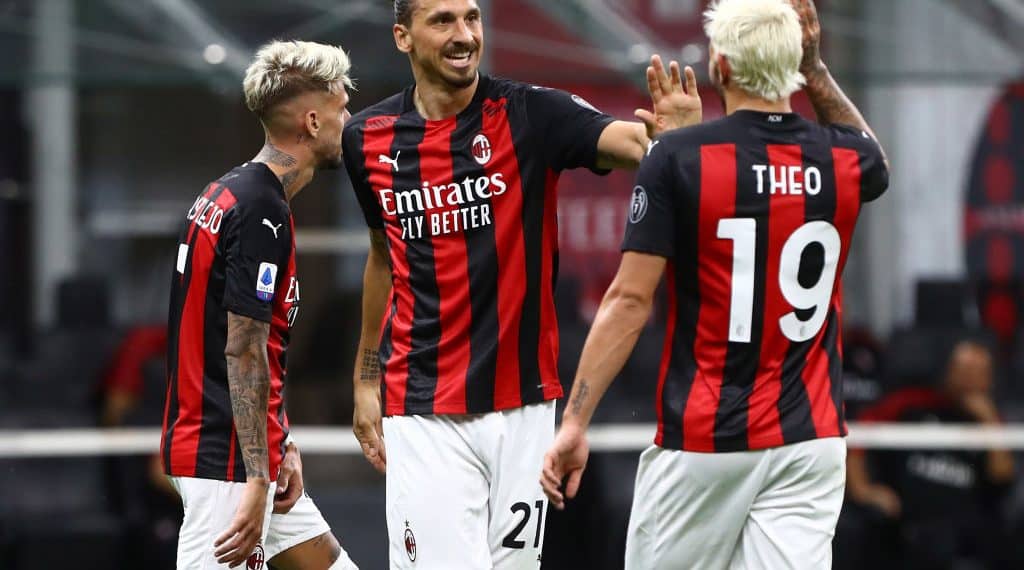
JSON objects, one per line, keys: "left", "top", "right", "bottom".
{"left": 596, "top": 56, "right": 702, "bottom": 170}
{"left": 214, "top": 311, "right": 271, "bottom": 566}
{"left": 791, "top": 0, "right": 889, "bottom": 166}
{"left": 352, "top": 228, "right": 393, "bottom": 474}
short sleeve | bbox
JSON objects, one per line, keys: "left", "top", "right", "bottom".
{"left": 342, "top": 123, "right": 385, "bottom": 229}
{"left": 524, "top": 86, "right": 615, "bottom": 173}
{"left": 621, "top": 142, "right": 677, "bottom": 258}
{"left": 221, "top": 197, "right": 292, "bottom": 323}
{"left": 830, "top": 124, "right": 889, "bottom": 203}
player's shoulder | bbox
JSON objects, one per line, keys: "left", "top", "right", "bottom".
{"left": 216, "top": 162, "right": 287, "bottom": 214}
{"left": 822, "top": 122, "right": 883, "bottom": 154}
{"left": 345, "top": 91, "right": 407, "bottom": 134}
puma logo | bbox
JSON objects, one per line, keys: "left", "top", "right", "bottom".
{"left": 262, "top": 218, "right": 283, "bottom": 239}
{"left": 378, "top": 150, "right": 401, "bottom": 171}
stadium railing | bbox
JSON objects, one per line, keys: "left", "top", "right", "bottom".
{"left": 2, "top": 423, "right": 1023, "bottom": 457}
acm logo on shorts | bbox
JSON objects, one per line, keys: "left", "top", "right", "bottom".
{"left": 246, "top": 543, "right": 265, "bottom": 570}
{"left": 404, "top": 520, "right": 417, "bottom": 562}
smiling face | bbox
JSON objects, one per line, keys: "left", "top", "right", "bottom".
{"left": 394, "top": 0, "right": 483, "bottom": 90}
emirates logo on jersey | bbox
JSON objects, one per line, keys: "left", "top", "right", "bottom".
{"left": 472, "top": 134, "right": 492, "bottom": 165}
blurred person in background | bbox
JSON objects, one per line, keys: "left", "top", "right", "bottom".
{"left": 846, "top": 338, "right": 1017, "bottom": 569}
{"left": 341, "top": 0, "right": 702, "bottom": 567}
{"left": 541, "top": 0, "right": 889, "bottom": 568}
{"left": 161, "top": 40, "right": 357, "bottom": 569}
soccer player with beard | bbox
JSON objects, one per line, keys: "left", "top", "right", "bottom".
{"left": 542, "top": 0, "right": 889, "bottom": 568}
{"left": 163, "top": 41, "right": 357, "bottom": 569}
{"left": 341, "top": 0, "right": 702, "bottom": 567}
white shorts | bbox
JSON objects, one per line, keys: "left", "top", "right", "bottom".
{"left": 382, "top": 400, "right": 555, "bottom": 570}
{"left": 170, "top": 476, "right": 352, "bottom": 569}
{"left": 625, "top": 437, "right": 846, "bottom": 570}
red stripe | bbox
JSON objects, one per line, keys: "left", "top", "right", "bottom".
{"left": 418, "top": 118, "right": 470, "bottom": 413}
{"left": 362, "top": 116, "right": 409, "bottom": 415}
{"left": 226, "top": 425, "right": 237, "bottom": 479}
{"left": 265, "top": 214, "right": 296, "bottom": 478}
{"left": 799, "top": 148, "right": 864, "bottom": 438}
{"left": 170, "top": 188, "right": 237, "bottom": 475}
{"left": 747, "top": 145, "right": 804, "bottom": 448}
{"left": 538, "top": 170, "right": 563, "bottom": 400}
{"left": 480, "top": 101, "right": 528, "bottom": 408}
{"left": 685, "top": 144, "right": 737, "bottom": 452}
{"left": 654, "top": 264, "right": 677, "bottom": 447}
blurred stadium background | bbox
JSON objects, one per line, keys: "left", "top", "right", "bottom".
{"left": 1, "top": 0, "right": 1023, "bottom": 568}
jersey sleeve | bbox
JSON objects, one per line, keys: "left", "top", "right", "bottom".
{"left": 342, "top": 122, "right": 385, "bottom": 229}
{"left": 620, "top": 142, "right": 677, "bottom": 258}
{"left": 221, "top": 195, "right": 292, "bottom": 323}
{"left": 524, "top": 86, "right": 615, "bottom": 173}
{"left": 830, "top": 124, "right": 890, "bottom": 203}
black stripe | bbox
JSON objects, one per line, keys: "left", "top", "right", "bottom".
{"left": 516, "top": 126, "right": 548, "bottom": 407}
{"left": 714, "top": 144, "right": 764, "bottom": 452}
{"left": 196, "top": 185, "right": 234, "bottom": 479}
{"left": 823, "top": 309, "right": 845, "bottom": 434}
{"left": 513, "top": 111, "right": 546, "bottom": 406}
{"left": 456, "top": 107, "right": 500, "bottom": 413}
{"left": 666, "top": 147, "right": 704, "bottom": 450}
{"left": 391, "top": 117, "right": 438, "bottom": 414}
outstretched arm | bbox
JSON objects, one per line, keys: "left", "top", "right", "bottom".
{"left": 791, "top": 0, "right": 889, "bottom": 166}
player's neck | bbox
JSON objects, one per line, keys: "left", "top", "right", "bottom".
{"left": 252, "top": 141, "right": 314, "bottom": 202}
{"left": 412, "top": 73, "right": 479, "bottom": 120}
{"left": 724, "top": 89, "right": 792, "bottom": 115}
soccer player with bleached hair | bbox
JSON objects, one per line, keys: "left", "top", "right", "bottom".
{"left": 162, "top": 40, "right": 358, "bottom": 569}
{"left": 542, "top": 1, "right": 889, "bottom": 568}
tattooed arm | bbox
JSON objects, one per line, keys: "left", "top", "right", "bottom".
{"left": 791, "top": 0, "right": 889, "bottom": 166}
{"left": 352, "top": 228, "right": 393, "bottom": 474}
{"left": 541, "top": 252, "right": 666, "bottom": 509}
{"left": 213, "top": 311, "right": 271, "bottom": 566}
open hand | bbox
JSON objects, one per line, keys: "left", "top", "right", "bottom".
{"left": 789, "top": 0, "right": 824, "bottom": 75}
{"left": 635, "top": 55, "right": 702, "bottom": 138}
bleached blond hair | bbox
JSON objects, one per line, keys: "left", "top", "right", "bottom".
{"left": 243, "top": 40, "right": 353, "bottom": 121}
{"left": 704, "top": 0, "right": 805, "bottom": 102}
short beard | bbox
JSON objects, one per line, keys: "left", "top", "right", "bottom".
{"left": 443, "top": 70, "right": 477, "bottom": 89}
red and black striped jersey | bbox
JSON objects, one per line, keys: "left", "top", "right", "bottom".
{"left": 162, "top": 162, "right": 299, "bottom": 482}
{"left": 343, "top": 75, "right": 614, "bottom": 416}
{"left": 622, "top": 110, "right": 889, "bottom": 452}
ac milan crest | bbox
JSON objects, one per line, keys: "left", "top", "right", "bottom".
{"left": 246, "top": 543, "right": 265, "bottom": 570}
{"left": 472, "top": 134, "right": 492, "bottom": 165}
{"left": 404, "top": 521, "right": 417, "bottom": 562}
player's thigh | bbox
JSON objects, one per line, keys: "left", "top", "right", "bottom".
{"left": 265, "top": 492, "right": 356, "bottom": 569}
{"left": 171, "top": 476, "right": 275, "bottom": 570}
{"left": 488, "top": 401, "right": 555, "bottom": 570}
{"left": 383, "top": 414, "right": 491, "bottom": 570}
{"left": 729, "top": 438, "right": 846, "bottom": 570}
{"left": 624, "top": 446, "right": 763, "bottom": 570}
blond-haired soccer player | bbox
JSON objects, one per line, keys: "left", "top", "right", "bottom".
{"left": 542, "top": 1, "right": 889, "bottom": 568}
{"left": 162, "top": 40, "right": 358, "bottom": 569}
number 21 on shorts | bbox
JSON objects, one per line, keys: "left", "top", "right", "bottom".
{"left": 718, "top": 219, "right": 841, "bottom": 343}
{"left": 502, "top": 500, "right": 544, "bottom": 550}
